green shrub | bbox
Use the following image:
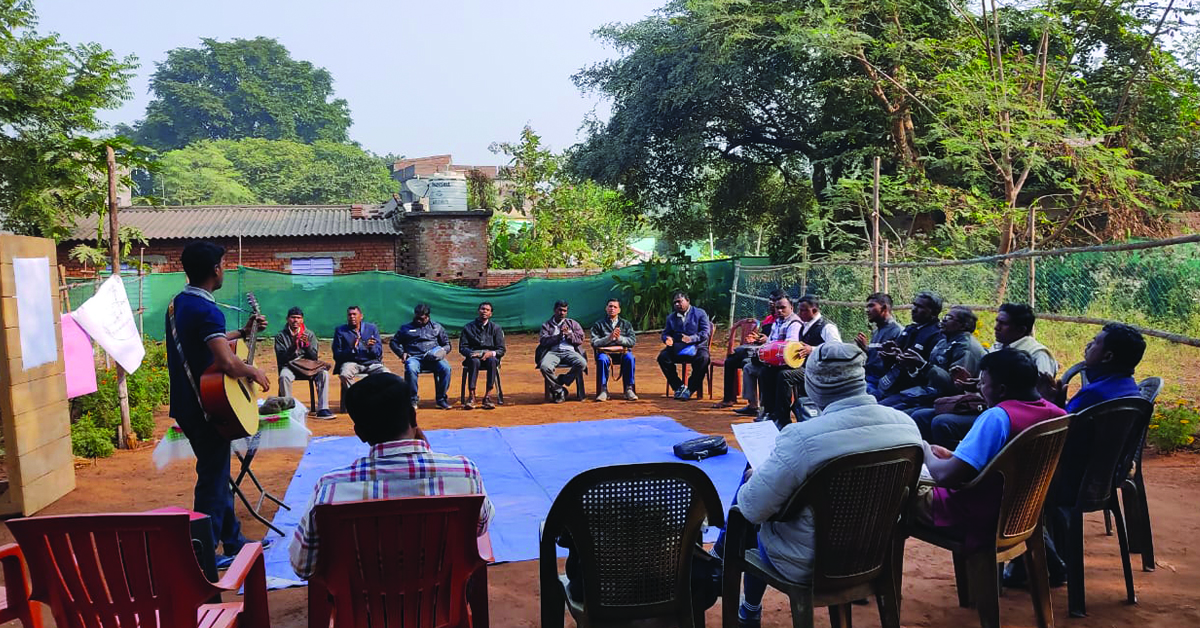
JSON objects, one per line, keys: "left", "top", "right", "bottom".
{"left": 612, "top": 254, "right": 713, "bottom": 329}
{"left": 69, "top": 338, "right": 172, "bottom": 454}
{"left": 1148, "top": 399, "right": 1200, "bottom": 453}
{"left": 71, "top": 415, "right": 115, "bottom": 458}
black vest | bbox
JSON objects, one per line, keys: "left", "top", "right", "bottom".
{"left": 801, "top": 318, "right": 829, "bottom": 346}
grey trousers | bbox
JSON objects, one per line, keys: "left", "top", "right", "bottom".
{"left": 278, "top": 367, "right": 330, "bottom": 411}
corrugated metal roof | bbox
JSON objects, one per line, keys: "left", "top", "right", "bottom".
{"left": 65, "top": 205, "right": 398, "bottom": 241}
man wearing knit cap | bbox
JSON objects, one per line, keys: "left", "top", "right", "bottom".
{"left": 724, "top": 342, "right": 922, "bottom": 627}
{"left": 274, "top": 306, "right": 334, "bottom": 419}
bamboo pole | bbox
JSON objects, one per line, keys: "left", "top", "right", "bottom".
{"left": 872, "top": 156, "right": 881, "bottom": 292}
{"left": 882, "top": 241, "right": 890, "bottom": 294}
{"left": 728, "top": 260, "right": 741, "bottom": 326}
{"left": 1028, "top": 203, "right": 1037, "bottom": 309}
{"left": 138, "top": 247, "right": 145, "bottom": 334}
{"left": 106, "top": 146, "right": 135, "bottom": 450}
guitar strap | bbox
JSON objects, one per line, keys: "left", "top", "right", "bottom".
{"left": 166, "top": 296, "right": 214, "bottom": 425}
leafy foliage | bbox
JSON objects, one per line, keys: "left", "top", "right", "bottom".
{"left": 465, "top": 168, "right": 498, "bottom": 209}
{"left": 70, "top": 339, "right": 171, "bottom": 457}
{"left": 611, "top": 254, "right": 712, "bottom": 329}
{"left": 128, "top": 37, "right": 352, "bottom": 151}
{"left": 144, "top": 138, "right": 398, "bottom": 205}
{"left": 487, "top": 126, "right": 640, "bottom": 269}
{"left": 0, "top": 0, "right": 141, "bottom": 238}
{"left": 1148, "top": 399, "right": 1199, "bottom": 452}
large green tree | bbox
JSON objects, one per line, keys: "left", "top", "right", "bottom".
{"left": 0, "top": 0, "right": 139, "bottom": 238}
{"left": 145, "top": 138, "right": 398, "bottom": 205}
{"left": 129, "top": 37, "right": 352, "bottom": 151}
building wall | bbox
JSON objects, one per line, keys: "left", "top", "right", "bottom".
{"left": 57, "top": 235, "right": 398, "bottom": 276}
{"left": 396, "top": 211, "right": 490, "bottom": 285}
{"left": 481, "top": 267, "right": 605, "bottom": 288}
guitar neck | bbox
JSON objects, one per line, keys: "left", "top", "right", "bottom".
{"left": 244, "top": 326, "right": 258, "bottom": 366}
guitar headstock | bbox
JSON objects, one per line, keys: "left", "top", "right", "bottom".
{"left": 246, "top": 292, "right": 261, "bottom": 316}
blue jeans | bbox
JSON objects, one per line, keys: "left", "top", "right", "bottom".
{"left": 404, "top": 354, "right": 451, "bottom": 403}
{"left": 176, "top": 414, "right": 244, "bottom": 556}
{"left": 712, "top": 469, "right": 773, "bottom": 607}
{"left": 595, "top": 351, "right": 635, "bottom": 390}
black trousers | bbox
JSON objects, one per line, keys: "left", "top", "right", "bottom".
{"left": 657, "top": 345, "right": 710, "bottom": 393}
{"left": 721, "top": 346, "right": 757, "bottom": 402}
{"left": 759, "top": 365, "right": 805, "bottom": 426}
{"left": 175, "top": 414, "right": 243, "bottom": 556}
{"left": 462, "top": 356, "right": 499, "bottom": 393}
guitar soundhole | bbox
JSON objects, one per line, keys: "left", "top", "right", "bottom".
{"left": 238, "top": 381, "right": 253, "bottom": 403}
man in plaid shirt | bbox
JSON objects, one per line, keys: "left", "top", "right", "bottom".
{"left": 289, "top": 373, "right": 495, "bottom": 578}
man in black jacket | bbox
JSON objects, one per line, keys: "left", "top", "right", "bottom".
{"left": 459, "top": 302, "right": 506, "bottom": 410}
{"left": 589, "top": 298, "right": 638, "bottom": 401}
{"left": 873, "top": 291, "right": 945, "bottom": 398}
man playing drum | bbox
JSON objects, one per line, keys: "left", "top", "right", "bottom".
{"left": 759, "top": 295, "right": 842, "bottom": 427}
{"left": 746, "top": 295, "right": 803, "bottom": 425}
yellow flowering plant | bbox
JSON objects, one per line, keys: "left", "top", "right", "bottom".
{"left": 1148, "top": 398, "right": 1200, "bottom": 452}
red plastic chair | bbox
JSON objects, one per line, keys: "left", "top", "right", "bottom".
{"left": 0, "top": 543, "right": 42, "bottom": 628}
{"left": 710, "top": 318, "right": 759, "bottom": 401}
{"left": 7, "top": 512, "right": 268, "bottom": 628}
{"left": 308, "top": 495, "right": 489, "bottom": 628}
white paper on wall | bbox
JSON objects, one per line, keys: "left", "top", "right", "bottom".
{"left": 73, "top": 274, "right": 144, "bottom": 373}
{"left": 13, "top": 257, "right": 58, "bottom": 370}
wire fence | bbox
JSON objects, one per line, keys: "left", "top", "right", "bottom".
{"left": 730, "top": 235, "right": 1200, "bottom": 348}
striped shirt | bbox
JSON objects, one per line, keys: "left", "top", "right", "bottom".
{"left": 288, "top": 439, "right": 495, "bottom": 578}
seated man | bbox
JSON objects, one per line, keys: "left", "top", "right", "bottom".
{"left": 723, "top": 343, "right": 922, "bottom": 627}
{"left": 590, "top": 298, "right": 638, "bottom": 401}
{"left": 874, "top": 291, "right": 944, "bottom": 398}
{"left": 716, "top": 289, "right": 783, "bottom": 414}
{"left": 459, "top": 301, "right": 505, "bottom": 410}
{"left": 657, "top": 291, "right": 712, "bottom": 401}
{"left": 390, "top": 303, "right": 453, "bottom": 410}
{"left": 749, "top": 295, "right": 804, "bottom": 427}
{"left": 879, "top": 306, "right": 984, "bottom": 411}
{"left": 911, "top": 303, "right": 1058, "bottom": 447}
{"left": 274, "top": 306, "right": 333, "bottom": 419}
{"left": 765, "top": 295, "right": 843, "bottom": 426}
{"left": 537, "top": 300, "right": 587, "bottom": 403}
{"left": 288, "top": 373, "right": 495, "bottom": 579}
{"left": 855, "top": 292, "right": 904, "bottom": 393}
{"left": 913, "top": 350, "right": 1066, "bottom": 549}
{"left": 331, "top": 305, "right": 389, "bottom": 388}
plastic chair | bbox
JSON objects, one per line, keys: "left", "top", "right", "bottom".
{"left": 722, "top": 445, "right": 923, "bottom": 628}
{"left": 710, "top": 318, "right": 758, "bottom": 401}
{"left": 539, "top": 462, "right": 725, "bottom": 628}
{"left": 459, "top": 360, "right": 506, "bottom": 406}
{"left": 7, "top": 512, "right": 268, "bottom": 628}
{"left": 905, "top": 415, "right": 1071, "bottom": 628}
{"left": 1048, "top": 396, "right": 1153, "bottom": 617}
{"left": 664, "top": 324, "right": 718, "bottom": 399}
{"left": 308, "top": 495, "right": 489, "bottom": 628}
{"left": 0, "top": 544, "right": 42, "bottom": 628}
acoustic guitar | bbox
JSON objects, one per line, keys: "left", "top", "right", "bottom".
{"left": 199, "top": 293, "right": 262, "bottom": 440}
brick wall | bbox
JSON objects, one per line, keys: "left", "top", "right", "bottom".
{"left": 57, "top": 235, "right": 398, "bottom": 276}
{"left": 481, "top": 267, "right": 605, "bottom": 288}
{"left": 396, "top": 211, "right": 490, "bottom": 285}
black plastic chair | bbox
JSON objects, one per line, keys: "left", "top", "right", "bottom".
{"left": 722, "top": 445, "right": 923, "bottom": 628}
{"left": 458, "top": 360, "right": 506, "bottom": 406}
{"left": 906, "top": 416, "right": 1071, "bottom": 628}
{"left": 542, "top": 364, "right": 588, "bottom": 401}
{"left": 539, "top": 463, "right": 724, "bottom": 628}
{"left": 1049, "top": 396, "right": 1153, "bottom": 617}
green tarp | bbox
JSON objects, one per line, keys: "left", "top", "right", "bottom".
{"left": 67, "top": 258, "right": 769, "bottom": 341}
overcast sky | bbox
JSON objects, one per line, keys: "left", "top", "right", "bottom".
{"left": 36, "top": 0, "right": 664, "bottom": 166}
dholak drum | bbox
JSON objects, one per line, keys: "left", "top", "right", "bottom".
{"left": 757, "top": 341, "right": 806, "bottom": 368}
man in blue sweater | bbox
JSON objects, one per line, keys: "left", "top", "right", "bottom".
{"left": 657, "top": 291, "right": 712, "bottom": 400}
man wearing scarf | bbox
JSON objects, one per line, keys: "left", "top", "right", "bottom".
{"left": 275, "top": 306, "right": 333, "bottom": 419}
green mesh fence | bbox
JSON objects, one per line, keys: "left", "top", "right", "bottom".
{"left": 731, "top": 239, "right": 1200, "bottom": 346}
{"left": 66, "top": 258, "right": 762, "bottom": 341}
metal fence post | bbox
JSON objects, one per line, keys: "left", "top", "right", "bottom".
{"left": 729, "top": 259, "right": 741, "bottom": 325}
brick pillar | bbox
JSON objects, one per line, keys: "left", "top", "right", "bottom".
{"left": 399, "top": 210, "right": 490, "bottom": 286}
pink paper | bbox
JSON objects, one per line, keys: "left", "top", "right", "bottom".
{"left": 61, "top": 313, "right": 98, "bottom": 398}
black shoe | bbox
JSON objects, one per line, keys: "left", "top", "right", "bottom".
{"left": 734, "top": 405, "right": 759, "bottom": 416}
{"left": 553, "top": 388, "right": 566, "bottom": 403}
{"left": 436, "top": 399, "right": 452, "bottom": 410}
{"left": 315, "top": 409, "right": 335, "bottom": 420}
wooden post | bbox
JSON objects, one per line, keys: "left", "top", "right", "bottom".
{"left": 883, "top": 241, "right": 890, "bottom": 294}
{"left": 1027, "top": 204, "right": 1037, "bottom": 310}
{"left": 872, "top": 156, "right": 881, "bottom": 292}
{"left": 106, "top": 146, "right": 135, "bottom": 450}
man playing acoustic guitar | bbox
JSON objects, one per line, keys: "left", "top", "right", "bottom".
{"left": 165, "top": 241, "right": 270, "bottom": 569}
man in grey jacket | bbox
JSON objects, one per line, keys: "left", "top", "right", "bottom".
{"left": 274, "top": 306, "right": 333, "bottom": 419}
{"left": 728, "top": 342, "right": 922, "bottom": 627}
{"left": 537, "top": 300, "right": 587, "bottom": 403}
{"left": 589, "top": 298, "right": 638, "bottom": 401}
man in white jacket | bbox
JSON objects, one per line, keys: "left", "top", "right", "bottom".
{"left": 727, "top": 342, "right": 922, "bottom": 627}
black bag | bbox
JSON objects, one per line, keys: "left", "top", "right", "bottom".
{"left": 673, "top": 435, "right": 728, "bottom": 461}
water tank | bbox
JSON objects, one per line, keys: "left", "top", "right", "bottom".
{"left": 427, "top": 172, "right": 469, "bottom": 211}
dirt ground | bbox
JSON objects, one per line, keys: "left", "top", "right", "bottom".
{"left": 3, "top": 333, "right": 1198, "bottom": 628}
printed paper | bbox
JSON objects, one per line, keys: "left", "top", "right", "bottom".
{"left": 731, "top": 420, "right": 781, "bottom": 470}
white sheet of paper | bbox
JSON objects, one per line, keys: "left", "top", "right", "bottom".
{"left": 732, "top": 421, "right": 781, "bottom": 470}
{"left": 72, "top": 275, "right": 144, "bottom": 373}
{"left": 14, "top": 257, "right": 58, "bottom": 369}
